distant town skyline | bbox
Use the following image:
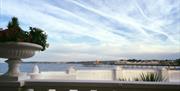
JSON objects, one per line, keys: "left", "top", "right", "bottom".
{"left": 0, "top": 0, "right": 180, "bottom": 62}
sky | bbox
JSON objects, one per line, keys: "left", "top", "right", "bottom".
{"left": 0, "top": 0, "right": 180, "bottom": 62}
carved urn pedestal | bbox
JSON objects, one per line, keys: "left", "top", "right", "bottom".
{"left": 0, "top": 42, "right": 42, "bottom": 81}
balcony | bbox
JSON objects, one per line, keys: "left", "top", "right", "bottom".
{"left": 0, "top": 80, "right": 180, "bottom": 91}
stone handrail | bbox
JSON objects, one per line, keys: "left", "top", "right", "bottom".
{"left": 0, "top": 80, "right": 180, "bottom": 91}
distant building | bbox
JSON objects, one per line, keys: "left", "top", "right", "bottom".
{"left": 95, "top": 59, "right": 100, "bottom": 64}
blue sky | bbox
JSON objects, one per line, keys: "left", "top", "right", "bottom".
{"left": 0, "top": 0, "right": 180, "bottom": 62}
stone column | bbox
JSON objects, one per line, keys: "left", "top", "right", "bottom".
{"left": 161, "top": 67, "right": 169, "bottom": 82}
{"left": 5, "top": 59, "right": 21, "bottom": 77}
{"left": 0, "top": 58, "right": 28, "bottom": 81}
{"left": 113, "top": 66, "right": 123, "bottom": 80}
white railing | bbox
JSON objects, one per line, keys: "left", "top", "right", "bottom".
{"left": 1, "top": 80, "right": 179, "bottom": 91}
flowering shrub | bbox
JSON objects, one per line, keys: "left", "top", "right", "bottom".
{"left": 0, "top": 17, "right": 48, "bottom": 51}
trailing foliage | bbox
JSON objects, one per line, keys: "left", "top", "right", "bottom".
{"left": 0, "top": 17, "right": 48, "bottom": 51}
{"left": 119, "top": 78, "right": 131, "bottom": 81}
{"left": 29, "top": 27, "right": 48, "bottom": 51}
{"left": 135, "top": 72, "right": 166, "bottom": 82}
{"left": 118, "top": 72, "right": 166, "bottom": 82}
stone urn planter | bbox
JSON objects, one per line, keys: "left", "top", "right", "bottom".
{"left": 0, "top": 17, "right": 48, "bottom": 81}
{"left": 0, "top": 42, "right": 42, "bottom": 81}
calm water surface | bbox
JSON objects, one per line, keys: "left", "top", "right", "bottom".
{"left": 0, "top": 63, "right": 179, "bottom": 73}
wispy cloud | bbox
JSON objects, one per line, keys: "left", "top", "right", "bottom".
{"left": 0, "top": 0, "right": 179, "bottom": 61}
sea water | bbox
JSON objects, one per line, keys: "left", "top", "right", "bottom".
{"left": 0, "top": 63, "right": 115, "bottom": 73}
